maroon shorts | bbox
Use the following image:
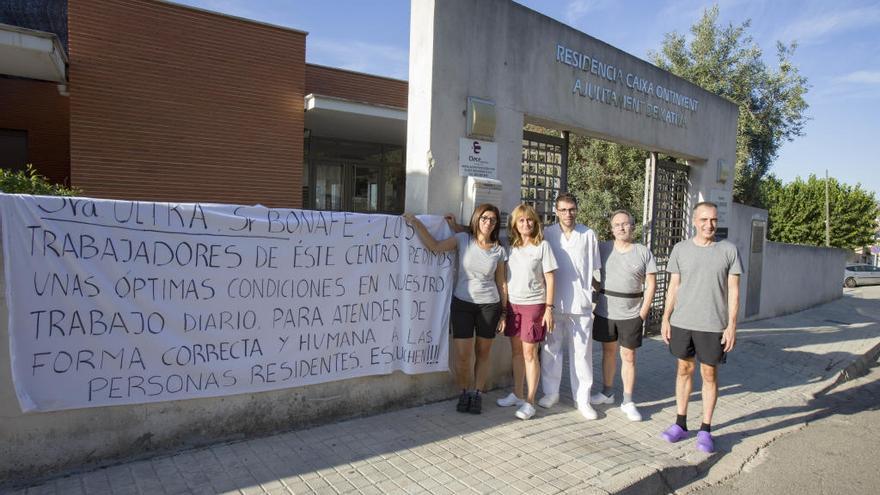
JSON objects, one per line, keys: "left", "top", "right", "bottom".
{"left": 504, "top": 303, "right": 547, "bottom": 343}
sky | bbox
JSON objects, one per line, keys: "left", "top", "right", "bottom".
{"left": 175, "top": 0, "right": 880, "bottom": 198}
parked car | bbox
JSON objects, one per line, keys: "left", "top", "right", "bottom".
{"left": 844, "top": 264, "right": 880, "bottom": 287}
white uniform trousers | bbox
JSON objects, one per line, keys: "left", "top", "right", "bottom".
{"left": 540, "top": 313, "right": 594, "bottom": 409}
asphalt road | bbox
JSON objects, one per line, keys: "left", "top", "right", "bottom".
{"left": 686, "top": 360, "right": 880, "bottom": 495}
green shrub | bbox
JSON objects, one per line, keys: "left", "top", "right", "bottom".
{"left": 0, "top": 164, "right": 81, "bottom": 197}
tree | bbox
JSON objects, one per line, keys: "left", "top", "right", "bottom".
{"left": 522, "top": 124, "right": 648, "bottom": 240}
{"left": 567, "top": 136, "right": 648, "bottom": 240}
{"left": 765, "top": 174, "right": 878, "bottom": 249}
{"left": 649, "top": 6, "right": 809, "bottom": 207}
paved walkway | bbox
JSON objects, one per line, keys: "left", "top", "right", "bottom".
{"left": 6, "top": 286, "right": 880, "bottom": 495}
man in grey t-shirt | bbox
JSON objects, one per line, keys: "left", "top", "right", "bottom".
{"left": 660, "top": 202, "right": 742, "bottom": 453}
{"left": 591, "top": 210, "right": 656, "bottom": 422}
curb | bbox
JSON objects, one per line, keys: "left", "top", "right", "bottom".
{"left": 813, "top": 339, "right": 880, "bottom": 398}
{"left": 608, "top": 462, "right": 698, "bottom": 494}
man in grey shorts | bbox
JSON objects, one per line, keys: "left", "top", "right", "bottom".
{"left": 660, "top": 201, "right": 742, "bottom": 453}
{"left": 591, "top": 210, "right": 656, "bottom": 422}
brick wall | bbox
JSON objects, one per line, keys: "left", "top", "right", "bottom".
{"left": 306, "top": 64, "right": 407, "bottom": 109}
{"left": 68, "top": 0, "right": 306, "bottom": 207}
{"left": 0, "top": 78, "right": 70, "bottom": 184}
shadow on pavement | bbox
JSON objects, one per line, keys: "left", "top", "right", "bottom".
{"left": 8, "top": 290, "right": 880, "bottom": 494}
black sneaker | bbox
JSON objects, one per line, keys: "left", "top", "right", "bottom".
{"left": 469, "top": 392, "right": 482, "bottom": 414}
{"left": 456, "top": 390, "right": 471, "bottom": 413}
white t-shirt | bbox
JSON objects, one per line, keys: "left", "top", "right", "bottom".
{"left": 544, "top": 223, "right": 601, "bottom": 315}
{"left": 506, "top": 240, "right": 558, "bottom": 305}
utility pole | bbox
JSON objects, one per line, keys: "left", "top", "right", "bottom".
{"left": 825, "top": 169, "right": 830, "bottom": 247}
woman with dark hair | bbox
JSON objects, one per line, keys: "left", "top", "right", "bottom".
{"left": 403, "top": 204, "right": 507, "bottom": 414}
{"left": 501, "top": 204, "right": 557, "bottom": 420}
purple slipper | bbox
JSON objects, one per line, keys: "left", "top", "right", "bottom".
{"left": 696, "top": 431, "right": 714, "bottom": 453}
{"left": 661, "top": 424, "right": 688, "bottom": 443}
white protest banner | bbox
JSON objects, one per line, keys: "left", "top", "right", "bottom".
{"left": 0, "top": 194, "right": 453, "bottom": 412}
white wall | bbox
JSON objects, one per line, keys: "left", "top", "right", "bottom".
{"left": 727, "top": 203, "right": 845, "bottom": 321}
{"left": 756, "top": 243, "right": 846, "bottom": 319}
{"left": 728, "top": 202, "right": 768, "bottom": 321}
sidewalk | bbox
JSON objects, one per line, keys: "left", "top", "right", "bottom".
{"left": 6, "top": 286, "right": 880, "bottom": 495}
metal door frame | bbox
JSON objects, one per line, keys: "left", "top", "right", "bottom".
{"left": 745, "top": 219, "right": 766, "bottom": 317}
{"left": 643, "top": 152, "right": 690, "bottom": 334}
{"left": 521, "top": 130, "right": 569, "bottom": 224}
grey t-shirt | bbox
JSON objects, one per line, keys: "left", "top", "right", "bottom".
{"left": 452, "top": 232, "right": 506, "bottom": 304}
{"left": 667, "top": 239, "right": 743, "bottom": 333}
{"left": 507, "top": 240, "right": 558, "bottom": 305}
{"left": 595, "top": 242, "right": 657, "bottom": 320}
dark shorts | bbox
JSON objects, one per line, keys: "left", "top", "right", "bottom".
{"left": 593, "top": 315, "right": 644, "bottom": 349}
{"left": 669, "top": 326, "right": 726, "bottom": 366}
{"left": 450, "top": 297, "right": 501, "bottom": 339}
{"left": 504, "top": 303, "right": 547, "bottom": 343}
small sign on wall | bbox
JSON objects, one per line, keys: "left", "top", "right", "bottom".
{"left": 459, "top": 138, "right": 497, "bottom": 179}
{"left": 462, "top": 177, "right": 505, "bottom": 227}
{"left": 708, "top": 188, "right": 732, "bottom": 227}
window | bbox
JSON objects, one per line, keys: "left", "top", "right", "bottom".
{"left": 0, "top": 129, "right": 28, "bottom": 171}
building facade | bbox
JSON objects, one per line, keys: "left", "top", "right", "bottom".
{"left": 1, "top": 0, "right": 407, "bottom": 211}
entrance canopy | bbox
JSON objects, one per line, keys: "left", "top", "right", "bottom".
{"left": 0, "top": 23, "right": 66, "bottom": 83}
{"left": 305, "top": 94, "right": 407, "bottom": 145}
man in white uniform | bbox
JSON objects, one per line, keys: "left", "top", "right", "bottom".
{"left": 539, "top": 193, "right": 601, "bottom": 420}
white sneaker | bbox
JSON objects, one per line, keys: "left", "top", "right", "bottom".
{"left": 579, "top": 404, "right": 598, "bottom": 420}
{"left": 589, "top": 391, "right": 615, "bottom": 405}
{"left": 537, "top": 393, "right": 559, "bottom": 409}
{"left": 620, "top": 402, "right": 642, "bottom": 422}
{"left": 515, "top": 402, "right": 536, "bottom": 420}
{"left": 496, "top": 392, "right": 524, "bottom": 407}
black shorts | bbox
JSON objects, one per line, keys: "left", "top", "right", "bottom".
{"left": 593, "top": 315, "right": 644, "bottom": 349}
{"left": 669, "top": 326, "right": 726, "bottom": 366}
{"left": 450, "top": 297, "right": 501, "bottom": 339}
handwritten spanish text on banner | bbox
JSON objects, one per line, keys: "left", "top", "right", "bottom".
{"left": 0, "top": 194, "right": 452, "bottom": 412}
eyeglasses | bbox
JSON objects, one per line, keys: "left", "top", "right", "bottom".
{"left": 612, "top": 223, "right": 633, "bottom": 229}
{"left": 479, "top": 216, "right": 498, "bottom": 224}
{"left": 556, "top": 208, "right": 577, "bottom": 214}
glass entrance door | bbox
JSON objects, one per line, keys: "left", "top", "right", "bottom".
{"left": 306, "top": 137, "right": 405, "bottom": 214}
{"left": 352, "top": 165, "right": 381, "bottom": 212}
{"left": 313, "top": 162, "right": 343, "bottom": 211}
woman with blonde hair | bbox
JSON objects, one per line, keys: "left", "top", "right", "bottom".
{"left": 499, "top": 204, "right": 557, "bottom": 420}
{"left": 404, "top": 204, "right": 507, "bottom": 415}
